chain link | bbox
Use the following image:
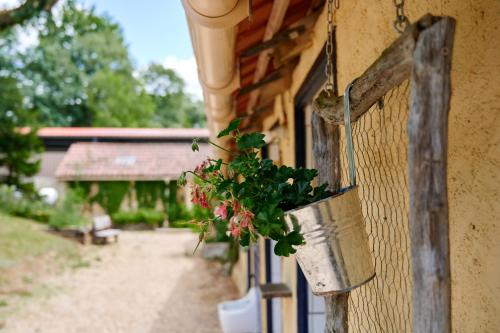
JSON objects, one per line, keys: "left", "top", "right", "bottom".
{"left": 324, "top": 0, "right": 336, "bottom": 93}
{"left": 393, "top": 0, "right": 410, "bottom": 33}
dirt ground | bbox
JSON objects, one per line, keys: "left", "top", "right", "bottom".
{"left": 1, "top": 230, "right": 238, "bottom": 333}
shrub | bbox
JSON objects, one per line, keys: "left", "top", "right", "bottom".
{"left": 0, "top": 185, "right": 53, "bottom": 223}
{"left": 93, "top": 181, "right": 130, "bottom": 215}
{"left": 49, "top": 189, "right": 89, "bottom": 230}
{"left": 169, "top": 219, "right": 202, "bottom": 232}
{"left": 167, "top": 203, "right": 192, "bottom": 222}
{"left": 112, "top": 209, "right": 165, "bottom": 227}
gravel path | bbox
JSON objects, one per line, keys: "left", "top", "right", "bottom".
{"left": 2, "top": 230, "right": 237, "bottom": 333}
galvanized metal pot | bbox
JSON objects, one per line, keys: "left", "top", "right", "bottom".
{"left": 284, "top": 187, "right": 375, "bottom": 295}
{"left": 285, "top": 83, "right": 375, "bottom": 295}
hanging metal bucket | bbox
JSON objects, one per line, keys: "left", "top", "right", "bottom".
{"left": 284, "top": 83, "right": 375, "bottom": 295}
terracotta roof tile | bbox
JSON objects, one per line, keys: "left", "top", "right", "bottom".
{"left": 25, "top": 127, "right": 210, "bottom": 139}
{"left": 55, "top": 142, "right": 211, "bottom": 181}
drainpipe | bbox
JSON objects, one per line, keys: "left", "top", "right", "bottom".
{"left": 181, "top": 0, "right": 249, "bottom": 160}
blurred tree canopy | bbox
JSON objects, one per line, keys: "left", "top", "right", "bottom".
{"left": 0, "top": 0, "right": 58, "bottom": 31}
{"left": 0, "top": 0, "right": 206, "bottom": 128}
{"left": 0, "top": 77, "right": 43, "bottom": 193}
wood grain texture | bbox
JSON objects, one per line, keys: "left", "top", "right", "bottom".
{"left": 313, "top": 14, "right": 439, "bottom": 125}
{"left": 311, "top": 111, "right": 348, "bottom": 333}
{"left": 408, "top": 17, "right": 455, "bottom": 333}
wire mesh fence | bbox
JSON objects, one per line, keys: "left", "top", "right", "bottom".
{"left": 338, "top": 80, "right": 412, "bottom": 332}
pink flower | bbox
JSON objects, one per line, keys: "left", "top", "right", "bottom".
{"left": 228, "top": 215, "right": 241, "bottom": 238}
{"left": 190, "top": 185, "right": 201, "bottom": 205}
{"left": 194, "top": 159, "right": 210, "bottom": 179}
{"left": 200, "top": 192, "right": 210, "bottom": 208}
{"left": 230, "top": 226, "right": 241, "bottom": 237}
{"left": 190, "top": 184, "right": 210, "bottom": 208}
{"left": 232, "top": 200, "right": 241, "bottom": 215}
{"left": 214, "top": 201, "right": 228, "bottom": 219}
{"left": 239, "top": 209, "right": 254, "bottom": 229}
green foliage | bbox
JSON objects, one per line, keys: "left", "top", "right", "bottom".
{"left": 135, "top": 181, "right": 166, "bottom": 209}
{"left": 68, "top": 181, "right": 92, "bottom": 198}
{"left": 181, "top": 119, "right": 331, "bottom": 257}
{"left": 217, "top": 118, "right": 241, "bottom": 138}
{"left": 0, "top": 185, "right": 52, "bottom": 223}
{"left": 49, "top": 188, "right": 89, "bottom": 230}
{"left": 0, "top": 0, "right": 57, "bottom": 32}
{"left": 18, "top": 0, "right": 134, "bottom": 126}
{"left": 0, "top": 2, "right": 205, "bottom": 129}
{"left": 93, "top": 182, "right": 130, "bottom": 215}
{"left": 236, "top": 133, "right": 266, "bottom": 150}
{"left": 168, "top": 203, "right": 192, "bottom": 222}
{"left": 112, "top": 209, "right": 164, "bottom": 227}
{"left": 142, "top": 63, "right": 206, "bottom": 128}
{"left": 0, "top": 77, "right": 43, "bottom": 193}
{"left": 169, "top": 219, "right": 202, "bottom": 232}
{"left": 87, "top": 69, "right": 155, "bottom": 127}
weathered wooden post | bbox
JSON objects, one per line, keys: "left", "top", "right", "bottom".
{"left": 408, "top": 17, "right": 455, "bottom": 333}
{"left": 312, "top": 112, "right": 348, "bottom": 333}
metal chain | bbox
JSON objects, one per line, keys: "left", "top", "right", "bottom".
{"left": 393, "top": 0, "right": 410, "bottom": 33}
{"left": 324, "top": 0, "right": 337, "bottom": 93}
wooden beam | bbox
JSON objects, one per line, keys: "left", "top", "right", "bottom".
{"left": 240, "top": 25, "right": 306, "bottom": 58}
{"left": 408, "top": 17, "right": 455, "bottom": 333}
{"left": 239, "top": 62, "right": 294, "bottom": 99}
{"left": 238, "top": 71, "right": 282, "bottom": 96}
{"left": 312, "top": 14, "right": 441, "bottom": 125}
{"left": 273, "top": 31, "right": 313, "bottom": 68}
{"left": 245, "top": 0, "right": 290, "bottom": 114}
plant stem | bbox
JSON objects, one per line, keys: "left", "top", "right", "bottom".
{"left": 186, "top": 171, "right": 208, "bottom": 182}
{"left": 208, "top": 140, "right": 233, "bottom": 154}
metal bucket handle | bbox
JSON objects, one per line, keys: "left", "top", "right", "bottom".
{"left": 343, "top": 82, "right": 356, "bottom": 187}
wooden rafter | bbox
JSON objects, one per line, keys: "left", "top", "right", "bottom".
{"left": 244, "top": 0, "right": 291, "bottom": 114}
{"left": 240, "top": 25, "right": 306, "bottom": 58}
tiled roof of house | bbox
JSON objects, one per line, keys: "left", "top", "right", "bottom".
{"left": 33, "top": 127, "right": 210, "bottom": 139}
{"left": 55, "top": 142, "right": 211, "bottom": 181}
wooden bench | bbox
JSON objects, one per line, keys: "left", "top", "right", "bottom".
{"left": 92, "top": 215, "right": 120, "bottom": 244}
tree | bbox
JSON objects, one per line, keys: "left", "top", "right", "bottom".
{"left": 142, "top": 63, "right": 206, "bottom": 128}
{"left": 19, "top": 0, "right": 135, "bottom": 126}
{"left": 0, "top": 77, "right": 43, "bottom": 193}
{"left": 87, "top": 69, "right": 155, "bottom": 127}
{"left": 0, "top": 0, "right": 58, "bottom": 31}
{"left": 1, "top": 0, "right": 206, "bottom": 129}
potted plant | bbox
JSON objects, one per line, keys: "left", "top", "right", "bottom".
{"left": 178, "top": 118, "right": 374, "bottom": 294}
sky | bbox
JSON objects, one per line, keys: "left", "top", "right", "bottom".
{"left": 0, "top": 0, "right": 202, "bottom": 99}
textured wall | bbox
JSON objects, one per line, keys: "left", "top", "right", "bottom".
{"left": 334, "top": 2, "right": 499, "bottom": 332}
{"left": 279, "top": 0, "right": 500, "bottom": 331}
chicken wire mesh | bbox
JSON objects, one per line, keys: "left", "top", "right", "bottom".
{"left": 338, "top": 80, "right": 413, "bottom": 332}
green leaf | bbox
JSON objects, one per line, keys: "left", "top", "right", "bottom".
{"left": 240, "top": 231, "right": 250, "bottom": 247}
{"left": 177, "top": 172, "right": 187, "bottom": 186}
{"left": 273, "top": 230, "right": 304, "bottom": 257}
{"left": 217, "top": 118, "right": 242, "bottom": 138}
{"left": 191, "top": 138, "right": 200, "bottom": 152}
{"left": 274, "top": 237, "right": 295, "bottom": 257}
{"left": 236, "top": 133, "right": 266, "bottom": 150}
{"left": 205, "top": 159, "right": 223, "bottom": 172}
{"left": 286, "top": 230, "right": 305, "bottom": 246}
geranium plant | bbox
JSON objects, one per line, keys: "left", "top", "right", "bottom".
{"left": 178, "top": 118, "right": 330, "bottom": 257}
